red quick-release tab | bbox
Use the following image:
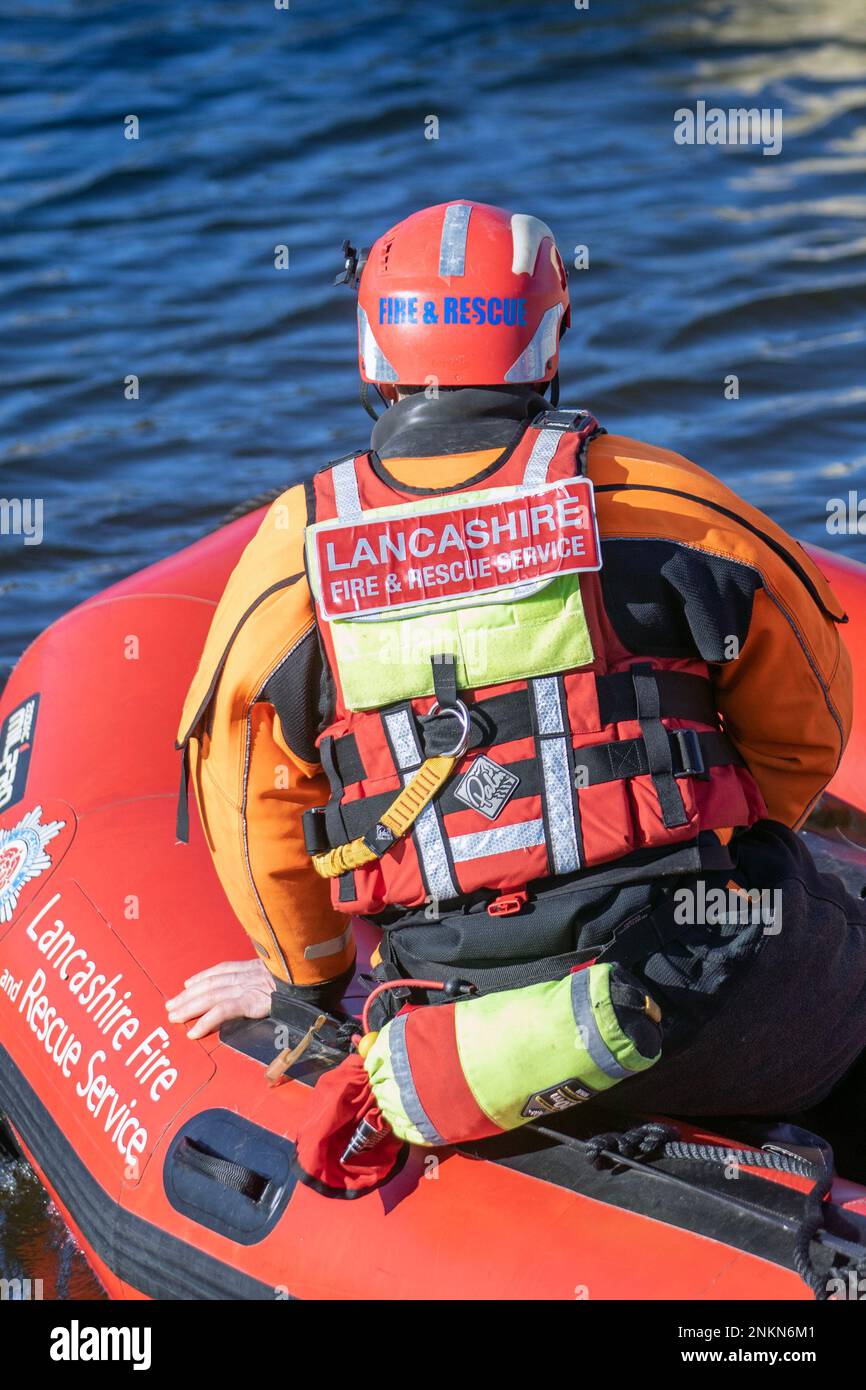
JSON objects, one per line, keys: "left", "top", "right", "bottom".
{"left": 487, "top": 890, "right": 528, "bottom": 918}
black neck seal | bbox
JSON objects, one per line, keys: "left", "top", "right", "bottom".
{"left": 370, "top": 385, "right": 549, "bottom": 461}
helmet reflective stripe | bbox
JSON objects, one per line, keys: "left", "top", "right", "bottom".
{"left": 510, "top": 213, "right": 557, "bottom": 275}
{"left": 504, "top": 303, "right": 564, "bottom": 383}
{"left": 532, "top": 677, "right": 581, "bottom": 875}
{"left": 357, "top": 305, "right": 398, "bottom": 382}
{"left": 383, "top": 709, "right": 457, "bottom": 902}
{"left": 570, "top": 967, "right": 633, "bottom": 1081}
{"left": 439, "top": 202, "right": 472, "bottom": 276}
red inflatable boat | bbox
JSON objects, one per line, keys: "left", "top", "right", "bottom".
{"left": 1, "top": 509, "right": 865, "bottom": 1301}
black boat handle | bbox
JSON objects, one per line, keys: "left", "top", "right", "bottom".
{"left": 176, "top": 1137, "right": 269, "bottom": 1203}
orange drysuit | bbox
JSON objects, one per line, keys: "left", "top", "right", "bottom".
{"left": 178, "top": 408, "right": 852, "bottom": 990}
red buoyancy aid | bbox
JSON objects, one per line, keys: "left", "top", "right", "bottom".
{"left": 304, "top": 410, "right": 766, "bottom": 917}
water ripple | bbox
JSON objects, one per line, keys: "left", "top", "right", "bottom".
{"left": 1, "top": 0, "right": 865, "bottom": 1291}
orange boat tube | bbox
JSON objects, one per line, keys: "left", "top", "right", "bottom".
{"left": 0, "top": 512, "right": 863, "bottom": 1300}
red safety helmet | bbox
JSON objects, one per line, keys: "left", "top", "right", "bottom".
{"left": 342, "top": 201, "right": 570, "bottom": 394}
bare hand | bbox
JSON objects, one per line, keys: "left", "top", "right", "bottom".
{"left": 166, "top": 958, "right": 276, "bottom": 1040}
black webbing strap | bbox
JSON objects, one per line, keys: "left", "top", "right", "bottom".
{"left": 176, "top": 746, "right": 190, "bottom": 844}
{"left": 302, "top": 807, "right": 330, "bottom": 855}
{"left": 337, "top": 871, "right": 357, "bottom": 903}
{"left": 576, "top": 729, "right": 736, "bottom": 785}
{"left": 431, "top": 653, "right": 458, "bottom": 708}
{"left": 330, "top": 732, "right": 366, "bottom": 786}
{"left": 329, "top": 671, "right": 719, "bottom": 783}
{"left": 631, "top": 663, "right": 689, "bottom": 829}
{"left": 318, "top": 737, "right": 349, "bottom": 844}
{"left": 421, "top": 689, "right": 526, "bottom": 756}
{"left": 333, "top": 731, "right": 741, "bottom": 846}
{"left": 573, "top": 411, "right": 605, "bottom": 475}
{"left": 597, "top": 670, "right": 716, "bottom": 727}
{"left": 176, "top": 1138, "right": 269, "bottom": 1203}
{"left": 360, "top": 379, "right": 380, "bottom": 421}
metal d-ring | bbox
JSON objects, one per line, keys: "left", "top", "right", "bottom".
{"left": 428, "top": 699, "right": 471, "bottom": 758}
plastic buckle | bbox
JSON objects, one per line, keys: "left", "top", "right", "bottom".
{"left": 302, "top": 806, "right": 330, "bottom": 856}
{"left": 487, "top": 890, "right": 528, "bottom": 918}
{"left": 532, "top": 408, "right": 583, "bottom": 432}
{"left": 672, "top": 728, "right": 709, "bottom": 780}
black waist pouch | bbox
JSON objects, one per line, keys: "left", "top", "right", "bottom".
{"left": 368, "top": 838, "right": 767, "bottom": 1043}
{"left": 375, "top": 876, "right": 662, "bottom": 1001}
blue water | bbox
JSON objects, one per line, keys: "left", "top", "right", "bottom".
{"left": 1, "top": 0, "right": 864, "bottom": 1296}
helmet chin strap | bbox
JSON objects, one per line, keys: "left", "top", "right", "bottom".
{"left": 548, "top": 371, "right": 560, "bottom": 408}
{"left": 360, "top": 380, "right": 381, "bottom": 421}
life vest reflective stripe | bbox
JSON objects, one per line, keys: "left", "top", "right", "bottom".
{"left": 363, "top": 963, "right": 662, "bottom": 1146}
{"left": 304, "top": 409, "right": 766, "bottom": 918}
{"left": 531, "top": 674, "right": 581, "bottom": 875}
{"left": 331, "top": 455, "right": 363, "bottom": 521}
{"left": 382, "top": 707, "right": 459, "bottom": 903}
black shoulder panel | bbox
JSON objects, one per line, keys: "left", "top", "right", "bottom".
{"left": 600, "top": 539, "right": 761, "bottom": 662}
{"left": 261, "top": 626, "right": 324, "bottom": 764}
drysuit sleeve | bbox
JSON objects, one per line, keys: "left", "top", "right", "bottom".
{"left": 177, "top": 487, "right": 355, "bottom": 994}
{"left": 711, "top": 581, "right": 852, "bottom": 829}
